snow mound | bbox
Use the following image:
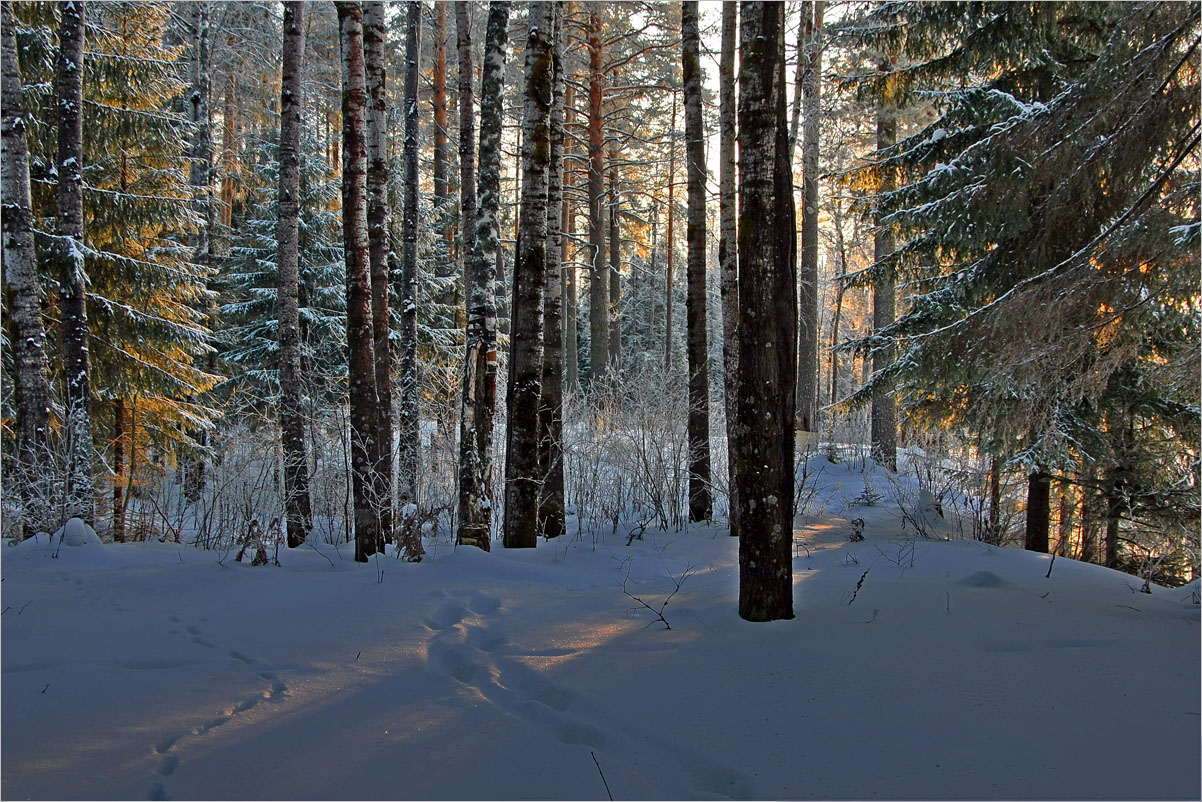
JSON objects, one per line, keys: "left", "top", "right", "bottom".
{"left": 956, "top": 569, "right": 1012, "bottom": 588}
{"left": 52, "top": 518, "right": 103, "bottom": 548}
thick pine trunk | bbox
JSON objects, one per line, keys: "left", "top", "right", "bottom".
{"left": 2, "top": 0, "right": 53, "bottom": 535}
{"left": 796, "top": 1, "right": 823, "bottom": 433}
{"left": 502, "top": 1, "right": 554, "bottom": 550}
{"left": 56, "top": 0, "right": 94, "bottom": 526}
{"left": 363, "top": 0, "right": 394, "bottom": 544}
{"left": 278, "top": 0, "right": 312, "bottom": 548}
{"left": 718, "top": 1, "right": 738, "bottom": 536}
{"left": 736, "top": 1, "right": 796, "bottom": 622}
{"left": 586, "top": 9, "right": 608, "bottom": 387}
{"left": 538, "top": 4, "right": 566, "bottom": 540}
{"left": 870, "top": 69, "right": 898, "bottom": 472}
{"left": 1025, "top": 469, "right": 1051, "bottom": 554}
{"left": 397, "top": 0, "right": 422, "bottom": 557}
{"left": 456, "top": 1, "right": 511, "bottom": 551}
{"left": 335, "top": 1, "right": 383, "bottom": 563}
{"left": 682, "top": 0, "right": 712, "bottom": 523}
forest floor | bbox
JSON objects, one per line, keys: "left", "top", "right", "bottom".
{"left": 2, "top": 455, "right": 1199, "bottom": 801}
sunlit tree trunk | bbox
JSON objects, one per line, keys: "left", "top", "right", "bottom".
{"left": 335, "top": 1, "right": 382, "bottom": 562}
{"left": 796, "top": 0, "right": 823, "bottom": 433}
{"left": 586, "top": 8, "right": 608, "bottom": 386}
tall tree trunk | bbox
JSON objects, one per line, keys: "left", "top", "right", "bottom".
{"left": 538, "top": 4, "right": 566, "bottom": 540}
{"left": 502, "top": 1, "right": 554, "bottom": 550}
{"left": 665, "top": 89, "right": 677, "bottom": 372}
{"left": 432, "top": 1, "right": 450, "bottom": 252}
{"left": 796, "top": 0, "right": 823, "bottom": 433}
{"left": 57, "top": 0, "right": 94, "bottom": 526}
{"left": 2, "top": 0, "right": 53, "bottom": 535}
{"left": 562, "top": 79, "right": 579, "bottom": 394}
{"left": 335, "top": 1, "right": 382, "bottom": 562}
{"left": 278, "top": 0, "right": 313, "bottom": 548}
{"left": 736, "top": 0, "right": 796, "bottom": 622}
{"left": 586, "top": 8, "right": 608, "bottom": 387}
{"left": 456, "top": 1, "right": 476, "bottom": 316}
{"left": 1025, "top": 469, "right": 1051, "bottom": 554}
{"left": 718, "top": 1, "right": 738, "bottom": 536}
{"left": 607, "top": 147, "right": 621, "bottom": 369}
{"left": 363, "top": 0, "right": 394, "bottom": 544}
{"left": 682, "top": 0, "right": 711, "bottom": 523}
{"left": 787, "top": 1, "right": 807, "bottom": 161}
{"left": 397, "top": 0, "right": 422, "bottom": 558}
{"left": 828, "top": 196, "right": 848, "bottom": 410}
{"left": 456, "top": 1, "right": 511, "bottom": 551}
{"left": 870, "top": 57, "right": 897, "bottom": 472}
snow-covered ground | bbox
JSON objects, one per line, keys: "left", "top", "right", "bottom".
{"left": 3, "top": 457, "right": 1199, "bottom": 800}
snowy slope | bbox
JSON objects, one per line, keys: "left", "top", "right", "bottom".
{"left": 3, "top": 459, "right": 1198, "bottom": 801}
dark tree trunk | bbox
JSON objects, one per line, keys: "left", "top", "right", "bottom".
{"left": 665, "top": 89, "right": 677, "bottom": 372}
{"left": 335, "top": 1, "right": 383, "bottom": 562}
{"left": 432, "top": 1, "right": 457, "bottom": 322}
{"left": 279, "top": 0, "right": 313, "bottom": 548}
{"left": 736, "top": 0, "right": 796, "bottom": 622}
{"left": 586, "top": 8, "right": 608, "bottom": 387}
{"left": 870, "top": 61, "right": 897, "bottom": 472}
{"left": 111, "top": 399, "right": 126, "bottom": 542}
{"left": 718, "top": 0, "right": 738, "bottom": 536}
{"left": 502, "top": 0, "right": 554, "bottom": 550}
{"left": 607, "top": 150, "right": 621, "bottom": 369}
{"left": 1104, "top": 467, "right": 1127, "bottom": 568}
{"left": 363, "top": 0, "right": 394, "bottom": 544}
{"left": 2, "top": 0, "right": 53, "bottom": 535}
{"left": 538, "top": 4, "right": 566, "bottom": 540}
{"left": 456, "top": 1, "right": 511, "bottom": 551}
{"left": 988, "top": 456, "right": 1001, "bottom": 535}
{"left": 682, "top": 0, "right": 711, "bottom": 523}
{"left": 1024, "top": 470, "right": 1051, "bottom": 554}
{"left": 56, "top": 0, "right": 94, "bottom": 525}
{"left": 397, "top": 0, "right": 422, "bottom": 558}
{"left": 456, "top": 1, "right": 476, "bottom": 310}
{"left": 562, "top": 81, "right": 579, "bottom": 393}
{"left": 796, "top": 0, "right": 823, "bottom": 433}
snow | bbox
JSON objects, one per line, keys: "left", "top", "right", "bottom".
{"left": 2, "top": 458, "right": 1198, "bottom": 800}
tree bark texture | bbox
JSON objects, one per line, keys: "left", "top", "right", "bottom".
{"left": 562, "top": 80, "right": 579, "bottom": 394}
{"left": 665, "top": 89, "right": 677, "bottom": 373}
{"left": 363, "top": 0, "right": 394, "bottom": 543}
{"left": 502, "top": 1, "right": 554, "bottom": 549}
{"left": 796, "top": 0, "right": 823, "bottom": 433}
{"left": 2, "top": 0, "right": 53, "bottom": 534}
{"left": 538, "top": 3, "right": 566, "bottom": 540}
{"left": 607, "top": 151, "right": 622, "bottom": 370}
{"left": 56, "top": 0, "right": 94, "bottom": 526}
{"left": 278, "top": 0, "right": 312, "bottom": 548}
{"left": 736, "top": 1, "right": 796, "bottom": 622}
{"left": 718, "top": 1, "right": 739, "bottom": 535}
{"left": 397, "top": 1, "right": 422, "bottom": 554}
{"left": 586, "top": 8, "right": 608, "bottom": 387}
{"left": 870, "top": 62, "right": 897, "bottom": 472}
{"left": 432, "top": 1, "right": 457, "bottom": 319}
{"left": 456, "top": 1, "right": 511, "bottom": 551}
{"left": 456, "top": 1, "right": 476, "bottom": 314}
{"left": 335, "top": 1, "right": 383, "bottom": 562}
{"left": 682, "top": 0, "right": 712, "bottom": 523}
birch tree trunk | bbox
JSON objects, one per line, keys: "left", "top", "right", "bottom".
{"left": 335, "top": 1, "right": 383, "bottom": 562}
{"left": 796, "top": 1, "right": 823, "bottom": 433}
{"left": 56, "top": 0, "right": 94, "bottom": 526}
{"left": 278, "top": 0, "right": 312, "bottom": 548}
{"left": 397, "top": 0, "right": 422, "bottom": 557}
{"left": 586, "top": 8, "right": 608, "bottom": 387}
{"left": 682, "top": 0, "right": 711, "bottom": 523}
{"left": 363, "top": 0, "right": 394, "bottom": 544}
{"left": 538, "top": 3, "right": 566, "bottom": 540}
{"left": 2, "top": 0, "right": 53, "bottom": 535}
{"left": 502, "top": 0, "right": 554, "bottom": 550}
{"left": 736, "top": 0, "right": 796, "bottom": 622}
{"left": 718, "top": 1, "right": 739, "bottom": 536}
{"left": 456, "top": 1, "right": 511, "bottom": 551}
